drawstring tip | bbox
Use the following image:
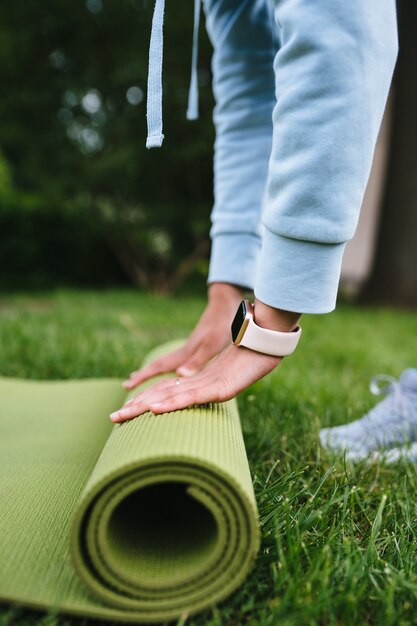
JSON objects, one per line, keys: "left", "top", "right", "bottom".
{"left": 146, "top": 133, "right": 165, "bottom": 149}
{"left": 186, "top": 0, "right": 201, "bottom": 122}
{"left": 186, "top": 105, "right": 199, "bottom": 121}
{"left": 186, "top": 84, "right": 199, "bottom": 120}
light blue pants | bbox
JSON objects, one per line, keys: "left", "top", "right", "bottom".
{"left": 203, "top": 0, "right": 398, "bottom": 313}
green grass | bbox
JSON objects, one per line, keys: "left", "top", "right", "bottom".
{"left": 1, "top": 289, "right": 417, "bottom": 626}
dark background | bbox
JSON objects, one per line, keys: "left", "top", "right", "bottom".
{"left": 0, "top": 0, "right": 415, "bottom": 304}
{"left": 0, "top": 0, "right": 215, "bottom": 292}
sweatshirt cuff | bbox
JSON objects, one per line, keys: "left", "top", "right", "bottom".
{"left": 254, "top": 229, "right": 346, "bottom": 314}
{"left": 207, "top": 233, "right": 261, "bottom": 291}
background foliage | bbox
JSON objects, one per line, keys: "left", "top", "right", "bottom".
{"left": 0, "top": 0, "right": 214, "bottom": 291}
{"left": 0, "top": 0, "right": 415, "bottom": 304}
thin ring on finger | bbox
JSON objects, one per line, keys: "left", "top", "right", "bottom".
{"left": 123, "top": 372, "right": 207, "bottom": 410}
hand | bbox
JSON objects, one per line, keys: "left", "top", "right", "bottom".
{"left": 111, "top": 343, "right": 281, "bottom": 422}
{"left": 111, "top": 300, "right": 301, "bottom": 423}
{"left": 122, "top": 283, "right": 244, "bottom": 390}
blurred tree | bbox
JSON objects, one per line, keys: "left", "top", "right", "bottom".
{"left": 0, "top": 151, "right": 12, "bottom": 195}
{"left": 361, "top": 0, "right": 417, "bottom": 307}
{"left": 0, "top": 0, "right": 214, "bottom": 291}
{"left": 5, "top": 1, "right": 414, "bottom": 301}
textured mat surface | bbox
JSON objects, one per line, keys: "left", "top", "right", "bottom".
{"left": 0, "top": 342, "right": 259, "bottom": 622}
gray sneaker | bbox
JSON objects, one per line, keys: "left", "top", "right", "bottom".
{"left": 319, "top": 369, "right": 417, "bottom": 459}
{"left": 367, "top": 441, "right": 417, "bottom": 464}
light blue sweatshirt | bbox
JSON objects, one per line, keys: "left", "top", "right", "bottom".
{"left": 147, "top": 0, "right": 398, "bottom": 314}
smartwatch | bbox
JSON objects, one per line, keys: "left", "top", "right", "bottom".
{"left": 231, "top": 300, "right": 302, "bottom": 357}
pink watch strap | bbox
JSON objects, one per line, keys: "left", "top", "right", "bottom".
{"left": 239, "top": 318, "right": 302, "bottom": 356}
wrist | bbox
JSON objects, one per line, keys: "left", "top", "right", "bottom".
{"left": 208, "top": 282, "right": 244, "bottom": 306}
{"left": 231, "top": 299, "right": 302, "bottom": 357}
{"left": 253, "top": 297, "right": 301, "bottom": 332}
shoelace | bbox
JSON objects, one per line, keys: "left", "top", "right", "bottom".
{"left": 146, "top": 0, "right": 201, "bottom": 149}
{"left": 368, "top": 374, "right": 417, "bottom": 421}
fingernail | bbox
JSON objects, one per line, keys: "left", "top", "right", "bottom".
{"left": 122, "top": 381, "right": 130, "bottom": 388}
{"left": 177, "top": 367, "right": 195, "bottom": 377}
{"left": 150, "top": 402, "right": 162, "bottom": 410}
{"left": 110, "top": 412, "right": 119, "bottom": 421}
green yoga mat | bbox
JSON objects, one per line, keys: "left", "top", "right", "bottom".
{"left": 0, "top": 342, "right": 259, "bottom": 622}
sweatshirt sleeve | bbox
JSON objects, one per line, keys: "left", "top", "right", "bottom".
{"left": 254, "top": 0, "right": 399, "bottom": 313}
{"left": 204, "top": 0, "right": 278, "bottom": 290}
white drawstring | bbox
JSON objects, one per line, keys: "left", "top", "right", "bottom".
{"left": 146, "top": 0, "right": 201, "bottom": 149}
{"left": 186, "top": 0, "right": 201, "bottom": 121}
{"left": 146, "top": 0, "right": 165, "bottom": 149}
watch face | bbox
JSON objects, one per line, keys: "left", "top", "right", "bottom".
{"left": 231, "top": 300, "right": 247, "bottom": 343}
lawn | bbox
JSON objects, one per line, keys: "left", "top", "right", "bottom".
{"left": 1, "top": 289, "right": 417, "bottom": 626}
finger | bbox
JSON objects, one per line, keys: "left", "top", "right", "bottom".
{"left": 121, "top": 377, "right": 183, "bottom": 407}
{"left": 122, "top": 347, "right": 188, "bottom": 389}
{"left": 134, "top": 376, "right": 198, "bottom": 406}
{"left": 176, "top": 343, "right": 216, "bottom": 377}
{"left": 110, "top": 400, "right": 149, "bottom": 422}
{"left": 148, "top": 383, "right": 225, "bottom": 415}
{"left": 111, "top": 377, "right": 198, "bottom": 422}
{"left": 123, "top": 354, "right": 183, "bottom": 388}
{"left": 110, "top": 372, "right": 210, "bottom": 423}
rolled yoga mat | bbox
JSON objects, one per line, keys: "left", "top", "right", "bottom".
{"left": 0, "top": 342, "right": 260, "bottom": 622}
